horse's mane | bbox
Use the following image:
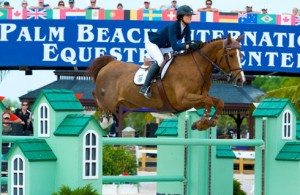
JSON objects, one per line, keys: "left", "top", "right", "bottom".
{"left": 201, "top": 38, "right": 226, "bottom": 47}
{"left": 88, "top": 55, "right": 116, "bottom": 82}
{"left": 178, "top": 38, "right": 226, "bottom": 56}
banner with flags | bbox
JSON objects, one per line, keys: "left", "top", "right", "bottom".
{"left": 47, "top": 9, "right": 62, "bottom": 20}
{"left": 218, "top": 12, "right": 238, "bottom": 23}
{"left": 257, "top": 14, "right": 277, "bottom": 25}
{"left": 238, "top": 13, "right": 257, "bottom": 24}
{"left": 143, "top": 10, "right": 162, "bottom": 21}
{"left": 276, "top": 14, "right": 295, "bottom": 25}
{"left": 8, "top": 9, "right": 27, "bottom": 20}
{"left": 104, "top": 10, "right": 124, "bottom": 20}
{"left": 162, "top": 10, "right": 176, "bottom": 21}
{"left": 86, "top": 9, "right": 101, "bottom": 20}
{"left": 26, "top": 9, "right": 47, "bottom": 20}
{"left": 124, "top": 10, "right": 143, "bottom": 20}
{"left": 60, "top": 9, "right": 86, "bottom": 20}
{"left": 0, "top": 9, "right": 297, "bottom": 26}
{"left": 200, "top": 11, "right": 218, "bottom": 22}
{"left": 0, "top": 9, "right": 9, "bottom": 19}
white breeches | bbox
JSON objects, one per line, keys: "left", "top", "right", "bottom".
{"left": 145, "top": 35, "right": 173, "bottom": 67}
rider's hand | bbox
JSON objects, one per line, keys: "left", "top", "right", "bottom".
{"left": 188, "top": 41, "right": 201, "bottom": 50}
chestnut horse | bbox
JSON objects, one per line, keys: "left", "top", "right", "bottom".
{"left": 89, "top": 33, "right": 245, "bottom": 130}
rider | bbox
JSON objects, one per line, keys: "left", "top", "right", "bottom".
{"left": 139, "top": 5, "right": 201, "bottom": 99}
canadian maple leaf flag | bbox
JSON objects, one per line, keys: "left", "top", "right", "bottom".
{"left": 8, "top": 9, "right": 27, "bottom": 20}
{"left": 277, "top": 14, "right": 294, "bottom": 25}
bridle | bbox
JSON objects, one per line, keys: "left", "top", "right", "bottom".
{"left": 196, "top": 41, "right": 243, "bottom": 82}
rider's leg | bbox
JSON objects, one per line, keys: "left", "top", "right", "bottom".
{"left": 140, "top": 36, "right": 164, "bottom": 98}
{"left": 139, "top": 61, "right": 160, "bottom": 98}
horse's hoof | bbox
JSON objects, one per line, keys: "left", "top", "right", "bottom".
{"left": 191, "top": 122, "right": 197, "bottom": 130}
{"left": 191, "top": 122, "right": 210, "bottom": 131}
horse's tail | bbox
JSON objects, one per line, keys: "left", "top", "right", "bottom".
{"left": 88, "top": 55, "right": 116, "bottom": 82}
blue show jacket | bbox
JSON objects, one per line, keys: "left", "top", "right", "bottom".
{"left": 148, "top": 20, "right": 191, "bottom": 51}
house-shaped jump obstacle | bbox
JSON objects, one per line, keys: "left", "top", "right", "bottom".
{"left": 253, "top": 98, "right": 300, "bottom": 195}
{"left": 155, "top": 110, "right": 236, "bottom": 195}
{"left": 4, "top": 89, "right": 105, "bottom": 195}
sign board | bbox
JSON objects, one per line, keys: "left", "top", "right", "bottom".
{"left": 0, "top": 20, "right": 299, "bottom": 74}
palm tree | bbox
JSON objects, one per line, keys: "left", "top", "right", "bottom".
{"left": 264, "top": 84, "right": 300, "bottom": 113}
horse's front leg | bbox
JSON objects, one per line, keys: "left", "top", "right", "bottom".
{"left": 208, "top": 97, "right": 224, "bottom": 127}
{"left": 181, "top": 93, "right": 213, "bottom": 131}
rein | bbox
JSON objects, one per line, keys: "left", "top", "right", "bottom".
{"left": 195, "top": 45, "right": 243, "bottom": 82}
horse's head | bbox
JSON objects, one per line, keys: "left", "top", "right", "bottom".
{"left": 216, "top": 33, "right": 245, "bottom": 87}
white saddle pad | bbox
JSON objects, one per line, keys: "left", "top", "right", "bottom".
{"left": 134, "top": 57, "right": 174, "bottom": 85}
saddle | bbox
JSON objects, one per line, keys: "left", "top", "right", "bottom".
{"left": 134, "top": 52, "right": 178, "bottom": 112}
{"left": 134, "top": 52, "right": 174, "bottom": 85}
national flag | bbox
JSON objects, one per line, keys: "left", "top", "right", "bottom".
{"left": 192, "top": 11, "right": 200, "bottom": 22}
{"left": 26, "top": 9, "right": 47, "bottom": 20}
{"left": 276, "top": 14, "right": 294, "bottom": 25}
{"left": 295, "top": 15, "right": 300, "bottom": 26}
{"left": 60, "top": 9, "right": 86, "bottom": 20}
{"left": 46, "top": 9, "right": 61, "bottom": 19}
{"left": 218, "top": 12, "right": 238, "bottom": 23}
{"left": 0, "top": 9, "right": 8, "bottom": 19}
{"left": 7, "top": 9, "right": 27, "bottom": 19}
{"left": 143, "top": 10, "right": 162, "bottom": 21}
{"left": 238, "top": 13, "right": 257, "bottom": 24}
{"left": 124, "top": 10, "right": 143, "bottom": 20}
{"left": 104, "top": 10, "right": 124, "bottom": 20}
{"left": 200, "top": 11, "right": 218, "bottom": 22}
{"left": 86, "top": 9, "right": 104, "bottom": 20}
{"left": 257, "top": 14, "right": 276, "bottom": 25}
{"left": 162, "top": 10, "right": 176, "bottom": 21}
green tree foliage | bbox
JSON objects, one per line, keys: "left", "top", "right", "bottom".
{"left": 102, "top": 145, "right": 137, "bottom": 176}
{"left": 52, "top": 184, "right": 99, "bottom": 195}
{"left": 123, "top": 112, "right": 156, "bottom": 136}
{"left": 233, "top": 179, "right": 246, "bottom": 195}
{"left": 253, "top": 76, "right": 300, "bottom": 113}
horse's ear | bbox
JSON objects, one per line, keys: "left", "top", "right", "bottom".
{"left": 227, "top": 33, "right": 232, "bottom": 44}
{"left": 236, "top": 34, "right": 244, "bottom": 43}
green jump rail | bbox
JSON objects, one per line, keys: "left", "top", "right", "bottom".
{"left": 103, "top": 175, "right": 185, "bottom": 183}
{"left": 102, "top": 138, "right": 264, "bottom": 146}
{"left": 101, "top": 137, "right": 264, "bottom": 183}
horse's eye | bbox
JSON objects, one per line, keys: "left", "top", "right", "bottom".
{"left": 229, "top": 54, "right": 234, "bottom": 58}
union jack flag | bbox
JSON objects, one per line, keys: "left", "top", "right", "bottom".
{"left": 27, "top": 9, "right": 47, "bottom": 20}
{"left": 295, "top": 15, "right": 300, "bottom": 26}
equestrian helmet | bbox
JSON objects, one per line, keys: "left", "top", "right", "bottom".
{"left": 176, "top": 5, "right": 195, "bottom": 17}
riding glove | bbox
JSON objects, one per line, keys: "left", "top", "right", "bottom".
{"left": 189, "top": 42, "right": 201, "bottom": 50}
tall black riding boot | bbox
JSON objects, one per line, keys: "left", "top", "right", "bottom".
{"left": 139, "top": 61, "right": 160, "bottom": 99}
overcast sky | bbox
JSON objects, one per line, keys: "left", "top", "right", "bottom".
{"left": 0, "top": 0, "right": 298, "bottom": 102}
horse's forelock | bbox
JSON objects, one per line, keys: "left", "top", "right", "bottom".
{"left": 88, "top": 56, "right": 116, "bottom": 82}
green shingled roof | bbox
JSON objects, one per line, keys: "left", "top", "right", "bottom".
{"left": 297, "top": 121, "right": 300, "bottom": 140}
{"left": 6, "top": 139, "right": 57, "bottom": 161}
{"left": 253, "top": 98, "right": 300, "bottom": 117}
{"left": 155, "top": 118, "right": 178, "bottom": 136}
{"left": 54, "top": 114, "right": 105, "bottom": 136}
{"left": 216, "top": 145, "right": 236, "bottom": 159}
{"left": 276, "top": 142, "right": 300, "bottom": 161}
{"left": 31, "top": 89, "right": 84, "bottom": 111}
